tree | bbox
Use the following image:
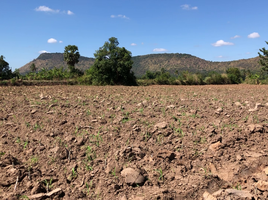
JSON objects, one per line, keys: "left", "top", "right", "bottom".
{"left": 226, "top": 67, "right": 242, "bottom": 84}
{"left": 30, "top": 63, "right": 37, "bottom": 73}
{"left": 0, "top": 55, "right": 12, "bottom": 80}
{"left": 258, "top": 41, "right": 268, "bottom": 72}
{"left": 63, "top": 45, "right": 80, "bottom": 73}
{"left": 13, "top": 69, "right": 20, "bottom": 79}
{"left": 90, "top": 37, "right": 136, "bottom": 85}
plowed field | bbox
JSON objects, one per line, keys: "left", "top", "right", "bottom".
{"left": 1, "top": 85, "right": 268, "bottom": 200}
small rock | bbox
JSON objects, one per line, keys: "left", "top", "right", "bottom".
{"left": 255, "top": 180, "right": 268, "bottom": 191}
{"left": 154, "top": 122, "right": 167, "bottom": 129}
{"left": 29, "top": 188, "right": 62, "bottom": 199}
{"left": 263, "top": 167, "right": 268, "bottom": 175}
{"left": 203, "top": 191, "right": 217, "bottom": 200}
{"left": 247, "top": 124, "right": 263, "bottom": 133}
{"left": 166, "top": 105, "right": 175, "bottom": 109}
{"left": 121, "top": 168, "right": 145, "bottom": 186}
{"left": 215, "top": 107, "right": 223, "bottom": 114}
{"left": 249, "top": 103, "right": 264, "bottom": 112}
{"left": 132, "top": 125, "right": 141, "bottom": 132}
{"left": 31, "top": 182, "right": 45, "bottom": 195}
{"left": 156, "top": 150, "right": 175, "bottom": 161}
{"left": 100, "top": 119, "right": 107, "bottom": 124}
{"left": 209, "top": 141, "right": 222, "bottom": 152}
{"left": 142, "top": 100, "right": 148, "bottom": 107}
{"left": 31, "top": 110, "right": 37, "bottom": 114}
{"left": 249, "top": 108, "right": 258, "bottom": 112}
{"left": 132, "top": 197, "right": 145, "bottom": 200}
{"left": 137, "top": 103, "right": 142, "bottom": 107}
{"left": 119, "top": 195, "right": 127, "bottom": 200}
{"left": 234, "top": 102, "right": 242, "bottom": 107}
{"left": 59, "top": 120, "right": 67, "bottom": 125}
{"left": 65, "top": 135, "right": 75, "bottom": 142}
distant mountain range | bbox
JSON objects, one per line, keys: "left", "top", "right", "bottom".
{"left": 19, "top": 53, "right": 261, "bottom": 77}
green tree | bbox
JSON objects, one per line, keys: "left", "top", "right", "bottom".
{"left": 142, "top": 70, "right": 156, "bottom": 79}
{"left": 13, "top": 68, "right": 20, "bottom": 79}
{"left": 258, "top": 41, "right": 268, "bottom": 72}
{"left": 30, "top": 63, "right": 37, "bottom": 73}
{"left": 226, "top": 67, "right": 242, "bottom": 84}
{"left": 0, "top": 55, "right": 12, "bottom": 80}
{"left": 90, "top": 37, "right": 136, "bottom": 85}
{"left": 63, "top": 45, "right": 80, "bottom": 73}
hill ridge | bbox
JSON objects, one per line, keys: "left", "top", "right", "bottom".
{"left": 19, "top": 53, "right": 261, "bottom": 77}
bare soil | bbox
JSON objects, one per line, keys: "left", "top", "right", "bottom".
{"left": 1, "top": 85, "right": 268, "bottom": 200}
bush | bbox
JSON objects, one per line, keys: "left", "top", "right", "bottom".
{"left": 226, "top": 67, "right": 242, "bottom": 84}
{"left": 77, "top": 75, "right": 93, "bottom": 85}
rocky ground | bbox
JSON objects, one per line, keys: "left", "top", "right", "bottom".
{"left": 1, "top": 85, "right": 268, "bottom": 200}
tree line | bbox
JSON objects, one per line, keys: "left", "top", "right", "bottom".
{"left": 1, "top": 38, "right": 268, "bottom": 86}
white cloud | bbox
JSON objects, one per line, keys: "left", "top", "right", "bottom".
{"left": 131, "top": 43, "right": 137, "bottom": 46}
{"left": 153, "top": 48, "right": 168, "bottom": 52}
{"left": 217, "top": 55, "right": 223, "bottom": 58}
{"left": 67, "top": 10, "right": 74, "bottom": 15}
{"left": 248, "top": 32, "right": 260, "bottom": 39}
{"left": 141, "top": 42, "right": 144, "bottom": 45}
{"left": 35, "top": 6, "right": 74, "bottom": 15}
{"left": 231, "top": 35, "right": 241, "bottom": 39}
{"left": 35, "top": 6, "right": 59, "bottom": 13}
{"left": 212, "top": 40, "right": 234, "bottom": 47}
{"left": 47, "top": 38, "right": 57, "bottom": 43}
{"left": 59, "top": 41, "right": 63, "bottom": 43}
{"left": 181, "top": 4, "right": 198, "bottom": 10}
{"left": 111, "top": 14, "right": 130, "bottom": 19}
{"left": 39, "top": 50, "right": 49, "bottom": 54}
{"left": 246, "top": 52, "right": 251, "bottom": 54}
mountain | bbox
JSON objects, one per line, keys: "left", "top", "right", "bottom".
{"left": 19, "top": 53, "right": 261, "bottom": 77}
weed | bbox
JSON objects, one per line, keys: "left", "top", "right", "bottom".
{"left": 92, "top": 131, "right": 103, "bottom": 147}
{"left": 85, "top": 164, "right": 93, "bottom": 171}
{"left": 144, "top": 132, "right": 151, "bottom": 142}
{"left": 243, "top": 115, "right": 249, "bottom": 121}
{"left": 86, "top": 109, "right": 91, "bottom": 116}
{"left": 30, "top": 156, "right": 38, "bottom": 166}
{"left": 233, "top": 183, "right": 242, "bottom": 190}
{"left": 111, "top": 167, "right": 118, "bottom": 178}
{"left": 122, "top": 118, "right": 129, "bottom": 123}
{"left": 157, "top": 134, "right": 164, "bottom": 145}
{"left": 43, "top": 178, "right": 53, "bottom": 192}
{"left": 175, "top": 128, "right": 184, "bottom": 137}
{"left": 86, "top": 146, "right": 96, "bottom": 161}
{"left": 19, "top": 195, "right": 29, "bottom": 200}
{"left": 23, "top": 140, "right": 29, "bottom": 149}
{"left": 155, "top": 168, "right": 164, "bottom": 181}
{"left": 0, "top": 151, "right": 5, "bottom": 158}
{"left": 48, "top": 156, "right": 56, "bottom": 164}
{"left": 33, "top": 122, "right": 42, "bottom": 131}
{"left": 200, "top": 167, "right": 211, "bottom": 178}
{"left": 85, "top": 181, "right": 93, "bottom": 195}
{"left": 200, "top": 137, "right": 207, "bottom": 144}
{"left": 25, "top": 122, "right": 30, "bottom": 128}
{"left": 15, "top": 137, "right": 21, "bottom": 144}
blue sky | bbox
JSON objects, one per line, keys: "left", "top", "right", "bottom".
{"left": 1, "top": 0, "right": 268, "bottom": 71}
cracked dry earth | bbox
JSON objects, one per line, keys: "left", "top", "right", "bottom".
{"left": 1, "top": 85, "right": 268, "bottom": 200}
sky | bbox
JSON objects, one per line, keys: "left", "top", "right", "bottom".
{"left": 1, "top": 0, "right": 268, "bottom": 71}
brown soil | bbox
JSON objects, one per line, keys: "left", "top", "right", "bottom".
{"left": 1, "top": 85, "right": 268, "bottom": 200}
